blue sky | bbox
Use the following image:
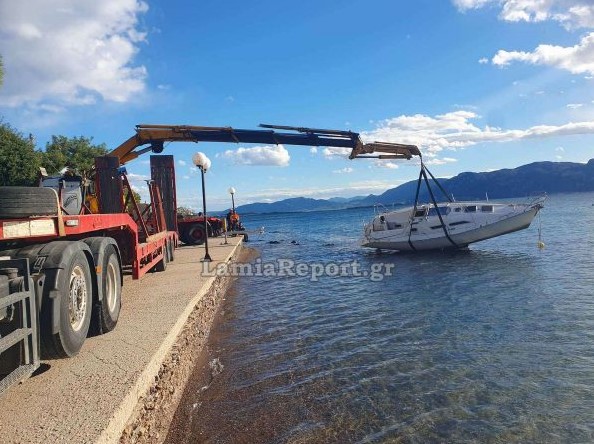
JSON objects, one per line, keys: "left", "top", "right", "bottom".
{"left": 1, "top": 0, "right": 593, "bottom": 210}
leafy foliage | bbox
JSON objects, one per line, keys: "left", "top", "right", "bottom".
{"left": 124, "top": 188, "right": 142, "bottom": 211}
{"left": 0, "top": 122, "right": 41, "bottom": 186}
{"left": 41, "top": 135, "right": 108, "bottom": 176}
{"left": 177, "top": 206, "right": 196, "bottom": 216}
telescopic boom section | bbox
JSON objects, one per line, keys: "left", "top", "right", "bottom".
{"left": 348, "top": 141, "right": 422, "bottom": 160}
{"left": 107, "top": 123, "right": 421, "bottom": 165}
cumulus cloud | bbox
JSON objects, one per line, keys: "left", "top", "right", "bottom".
{"left": 178, "top": 159, "right": 187, "bottom": 166}
{"left": 491, "top": 32, "right": 594, "bottom": 75}
{"left": 457, "top": 1, "right": 594, "bottom": 75}
{"left": 332, "top": 167, "right": 354, "bottom": 174}
{"left": 323, "top": 147, "right": 352, "bottom": 158}
{"left": 219, "top": 145, "right": 290, "bottom": 167}
{"left": 362, "top": 110, "right": 594, "bottom": 156}
{"left": 373, "top": 160, "right": 400, "bottom": 169}
{"left": 0, "top": 0, "right": 148, "bottom": 108}
{"left": 453, "top": 0, "right": 594, "bottom": 28}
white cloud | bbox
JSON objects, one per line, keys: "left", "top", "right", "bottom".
{"left": 453, "top": 0, "right": 594, "bottom": 28}
{"left": 332, "top": 167, "right": 354, "bottom": 174}
{"left": 363, "top": 110, "right": 594, "bottom": 156}
{"left": 126, "top": 172, "right": 150, "bottom": 201}
{"left": 310, "top": 147, "right": 318, "bottom": 154}
{"left": 426, "top": 157, "right": 458, "bottom": 165}
{"left": 0, "top": 0, "right": 148, "bottom": 108}
{"left": 478, "top": 57, "right": 489, "bottom": 64}
{"left": 491, "top": 32, "right": 594, "bottom": 75}
{"left": 178, "top": 159, "right": 187, "bottom": 166}
{"left": 556, "top": 146, "right": 565, "bottom": 151}
{"left": 374, "top": 161, "right": 400, "bottom": 169}
{"left": 567, "top": 103, "right": 584, "bottom": 108}
{"left": 219, "top": 145, "right": 290, "bottom": 167}
{"left": 323, "top": 147, "right": 352, "bottom": 158}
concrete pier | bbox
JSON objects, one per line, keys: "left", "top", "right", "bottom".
{"left": 0, "top": 238, "right": 242, "bottom": 444}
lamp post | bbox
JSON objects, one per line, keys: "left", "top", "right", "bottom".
{"left": 228, "top": 187, "right": 236, "bottom": 214}
{"left": 192, "top": 152, "right": 212, "bottom": 262}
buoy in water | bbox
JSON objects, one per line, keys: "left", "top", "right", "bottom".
{"left": 537, "top": 241, "right": 545, "bottom": 249}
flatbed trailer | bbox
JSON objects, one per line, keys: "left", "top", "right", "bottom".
{"left": 0, "top": 155, "right": 178, "bottom": 391}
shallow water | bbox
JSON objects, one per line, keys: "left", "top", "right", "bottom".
{"left": 182, "top": 193, "right": 594, "bottom": 443}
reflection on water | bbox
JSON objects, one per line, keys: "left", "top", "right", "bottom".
{"left": 171, "top": 193, "right": 594, "bottom": 443}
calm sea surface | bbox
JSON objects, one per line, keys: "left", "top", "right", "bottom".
{"left": 182, "top": 193, "right": 594, "bottom": 443}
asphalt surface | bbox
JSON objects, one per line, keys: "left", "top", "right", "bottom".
{"left": 0, "top": 238, "right": 242, "bottom": 444}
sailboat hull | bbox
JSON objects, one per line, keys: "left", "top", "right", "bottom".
{"left": 362, "top": 200, "right": 544, "bottom": 252}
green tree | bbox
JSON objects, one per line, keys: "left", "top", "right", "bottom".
{"left": 124, "top": 188, "right": 142, "bottom": 211}
{"left": 0, "top": 122, "right": 41, "bottom": 186}
{"left": 177, "top": 206, "right": 195, "bottom": 216}
{"left": 41, "top": 135, "right": 108, "bottom": 176}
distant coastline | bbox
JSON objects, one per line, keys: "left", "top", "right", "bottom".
{"left": 235, "top": 159, "right": 594, "bottom": 214}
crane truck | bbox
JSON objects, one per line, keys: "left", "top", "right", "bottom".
{"left": 0, "top": 123, "right": 415, "bottom": 393}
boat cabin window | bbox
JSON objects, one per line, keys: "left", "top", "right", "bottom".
{"left": 481, "top": 205, "right": 494, "bottom": 212}
{"left": 427, "top": 206, "right": 450, "bottom": 217}
{"left": 464, "top": 205, "right": 477, "bottom": 213}
{"left": 454, "top": 207, "right": 461, "bottom": 212}
{"left": 414, "top": 208, "right": 427, "bottom": 217}
{"left": 387, "top": 223, "right": 402, "bottom": 230}
{"left": 449, "top": 220, "right": 470, "bottom": 227}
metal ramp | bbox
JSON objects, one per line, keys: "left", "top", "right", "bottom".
{"left": 0, "top": 258, "right": 40, "bottom": 395}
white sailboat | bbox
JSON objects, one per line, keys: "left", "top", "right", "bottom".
{"left": 362, "top": 197, "right": 545, "bottom": 251}
{"left": 346, "top": 140, "right": 545, "bottom": 252}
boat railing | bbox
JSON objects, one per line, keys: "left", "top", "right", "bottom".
{"left": 373, "top": 203, "right": 390, "bottom": 216}
{"left": 527, "top": 192, "right": 547, "bottom": 208}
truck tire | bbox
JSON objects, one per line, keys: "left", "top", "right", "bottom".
{"left": 42, "top": 248, "right": 93, "bottom": 358}
{"left": 186, "top": 225, "right": 206, "bottom": 245}
{"left": 0, "top": 186, "right": 59, "bottom": 219}
{"left": 96, "top": 245, "right": 121, "bottom": 333}
{"left": 167, "top": 239, "right": 175, "bottom": 262}
{"left": 180, "top": 228, "right": 193, "bottom": 246}
{"left": 153, "top": 243, "right": 168, "bottom": 272}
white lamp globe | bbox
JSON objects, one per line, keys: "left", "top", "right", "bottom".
{"left": 228, "top": 187, "right": 236, "bottom": 195}
{"left": 192, "top": 152, "right": 208, "bottom": 168}
{"left": 203, "top": 157, "right": 212, "bottom": 172}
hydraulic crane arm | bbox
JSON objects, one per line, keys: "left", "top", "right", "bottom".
{"left": 108, "top": 124, "right": 421, "bottom": 165}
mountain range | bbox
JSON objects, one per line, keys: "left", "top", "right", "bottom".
{"left": 235, "top": 159, "right": 594, "bottom": 214}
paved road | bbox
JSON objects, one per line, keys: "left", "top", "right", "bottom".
{"left": 0, "top": 238, "right": 242, "bottom": 444}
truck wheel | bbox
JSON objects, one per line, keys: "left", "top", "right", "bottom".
{"left": 153, "top": 243, "right": 168, "bottom": 272}
{"left": 43, "top": 249, "right": 93, "bottom": 358}
{"left": 97, "top": 245, "right": 121, "bottom": 332}
{"left": 186, "top": 225, "right": 206, "bottom": 245}
{"left": 179, "top": 229, "right": 189, "bottom": 245}
{"left": 168, "top": 239, "right": 175, "bottom": 262}
{"left": 0, "top": 186, "right": 59, "bottom": 219}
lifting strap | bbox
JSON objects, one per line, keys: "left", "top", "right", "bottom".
{"left": 421, "top": 166, "right": 458, "bottom": 248}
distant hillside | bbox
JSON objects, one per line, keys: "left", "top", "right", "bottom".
{"left": 236, "top": 197, "right": 343, "bottom": 214}
{"left": 236, "top": 159, "right": 594, "bottom": 214}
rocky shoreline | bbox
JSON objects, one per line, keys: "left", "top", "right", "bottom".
{"left": 120, "top": 246, "right": 256, "bottom": 444}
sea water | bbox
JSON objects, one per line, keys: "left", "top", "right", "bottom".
{"left": 182, "top": 192, "right": 594, "bottom": 443}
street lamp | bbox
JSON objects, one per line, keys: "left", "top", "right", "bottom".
{"left": 228, "top": 187, "right": 236, "bottom": 213}
{"left": 192, "top": 152, "right": 212, "bottom": 262}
